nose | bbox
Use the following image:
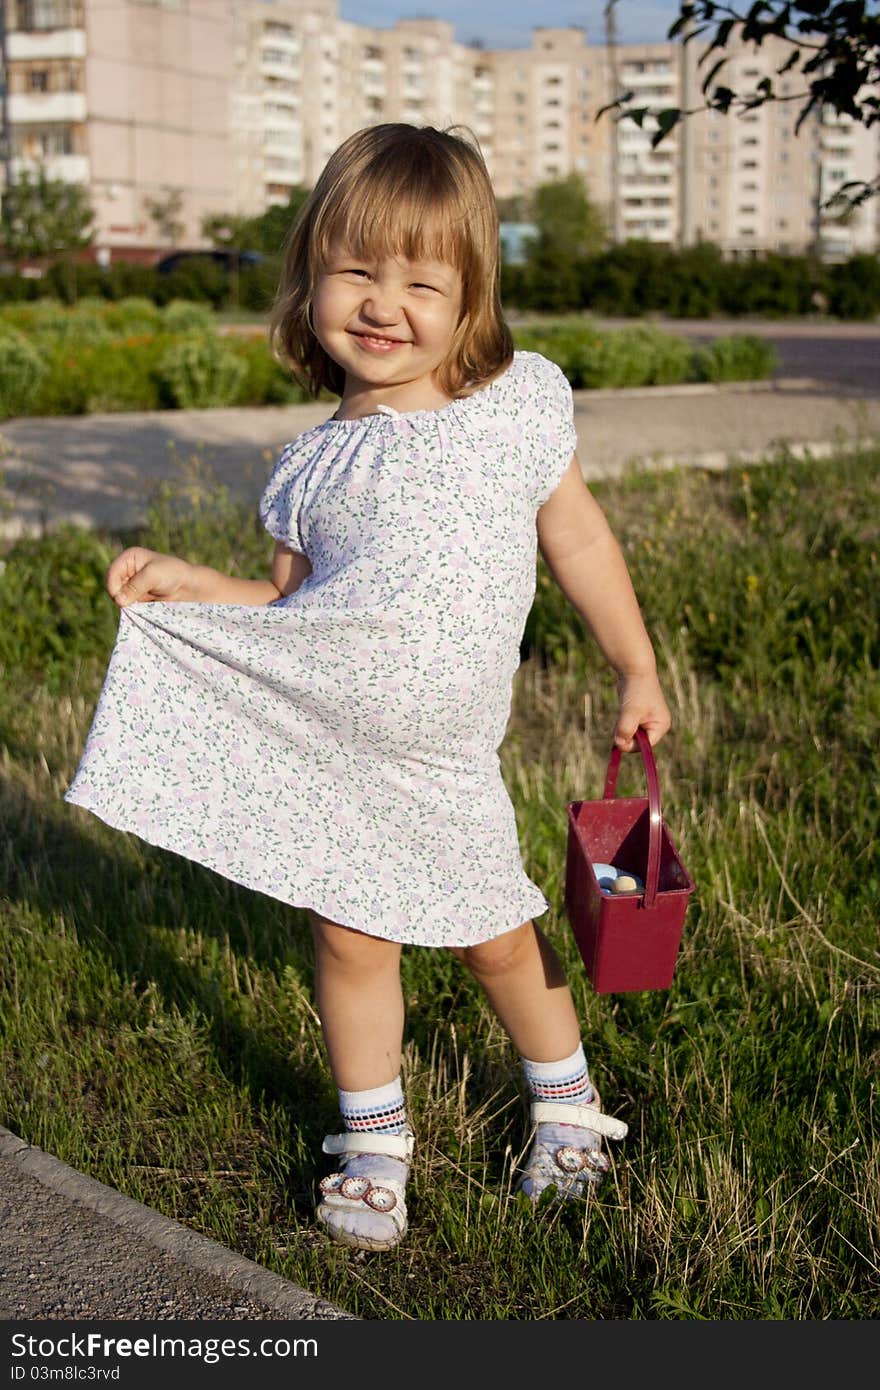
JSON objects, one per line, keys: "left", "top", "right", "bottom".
{"left": 360, "top": 282, "right": 402, "bottom": 326}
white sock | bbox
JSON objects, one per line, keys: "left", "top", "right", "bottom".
{"left": 319, "top": 1078, "right": 410, "bottom": 1249}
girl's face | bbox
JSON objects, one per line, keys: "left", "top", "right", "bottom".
{"left": 311, "top": 243, "right": 464, "bottom": 408}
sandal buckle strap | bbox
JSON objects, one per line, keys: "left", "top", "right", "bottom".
{"left": 322, "top": 1127, "right": 415, "bottom": 1161}
{"left": 530, "top": 1100, "right": 628, "bottom": 1140}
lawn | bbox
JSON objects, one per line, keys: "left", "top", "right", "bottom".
{"left": 0, "top": 442, "right": 877, "bottom": 1319}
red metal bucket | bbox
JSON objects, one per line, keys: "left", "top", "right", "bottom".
{"left": 565, "top": 728, "right": 695, "bottom": 993}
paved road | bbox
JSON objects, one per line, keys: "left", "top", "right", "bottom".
{"left": 589, "top": 316, "right": 880, "bottom": 393}
{"left": 3, "top": 374, "right": 880, "bottom": 540}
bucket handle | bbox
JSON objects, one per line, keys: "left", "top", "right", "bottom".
{"left": 601, "top": 727, "right": 662, "bottom": 909}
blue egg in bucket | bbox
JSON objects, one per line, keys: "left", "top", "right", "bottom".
{"left": 591, "top": 862, "right": 645, "bottom": 895}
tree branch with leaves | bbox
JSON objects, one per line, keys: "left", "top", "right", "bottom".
{"left": 597, "top": 1, "right": 880, "bottom": 208}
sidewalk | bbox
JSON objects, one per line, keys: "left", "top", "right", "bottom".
{"left": 2, "top": 375, "right": 880, "bottom": 540}
{"left": 0, "top": 1125, "right": 352, "bottom": 1322}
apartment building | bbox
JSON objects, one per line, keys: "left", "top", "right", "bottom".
{"left": 612, "top": 44, "right": 680, "bottom": 245}
{"left": 3, "top": 0, "right": 231, "bottom": 257}
{"left": 680, "top": 33, "right": 878, "bottom": 259}
{"left": 231, "top": 6, "right": 462, "bottom": 213}
{"left": 2, "top": 0, "right": 877, "bottom": 262}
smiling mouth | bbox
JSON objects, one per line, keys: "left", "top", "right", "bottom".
{"left": 351, "top": 331, "right": 408, "bottom": 347}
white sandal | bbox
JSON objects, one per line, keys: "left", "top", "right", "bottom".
{"left": 317, "top": 1128, "right": 414, "bottom": 1252}
{"left": 516, "top": 1098, "right": 628, "bottom": 1203}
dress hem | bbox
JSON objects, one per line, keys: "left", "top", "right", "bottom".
{"left": 62, "top": 790, "right": 550, "bottom": 948}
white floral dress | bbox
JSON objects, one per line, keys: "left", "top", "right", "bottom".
{"left": 64, "top": 351, "right": 578, "bottom": 946}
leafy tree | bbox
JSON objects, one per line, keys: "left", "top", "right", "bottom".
{"left": 599, "top": 1, "right": 880, "bottom": 207}
{"left": 249, "top": 189, "right": 311, "bottom": 255}
{"left": 495, "top": 193, "right": 532, "bottom": 223}
{"left": 144, "top": 186, "right": 185, "bottom": 246}
{"left": 530, "top": 173, "right": 609, "bottom": 261}
{"left": 0, "top": 166, "right": 95, "bottom": 300}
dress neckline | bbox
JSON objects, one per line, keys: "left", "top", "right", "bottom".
{"left": 322, "top": 354, "right": 517, "bottom": 429}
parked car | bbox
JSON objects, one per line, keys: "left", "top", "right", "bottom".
{"left": 155, "top": 249, "right": 266, "bottom": 273}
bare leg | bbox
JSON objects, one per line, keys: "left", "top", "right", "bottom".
{"left": 308, "top": 910, "right": 404, "bottom": 1089}
{"left": 308, "top": 911, "right": 410, "bottom": 1249}
{"left": 452, "top": 920, "right": 622, "bottom": 1201}
{"left": 450, "top": 919, "right": 581, "bottom": 1061}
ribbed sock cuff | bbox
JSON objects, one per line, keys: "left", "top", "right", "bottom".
{"left": 521, "top": 1044, "right": 595, "bottom": 1106}
{"left": 338, "top": 1077, "right": 407, "bottom": 1134}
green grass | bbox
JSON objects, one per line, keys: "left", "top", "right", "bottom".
{"left": 0, "top": 443, "right": 878, "bottom": 1319}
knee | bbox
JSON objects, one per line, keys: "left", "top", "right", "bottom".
{"left": 308, "top": 910, "right": 400, "bottom": 977}
{"left": 452, "top": 921, "right": 535, "bottom": 981}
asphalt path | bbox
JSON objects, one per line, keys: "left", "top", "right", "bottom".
{"left": 3, "top": 370, "right": 880, "bottom": 541}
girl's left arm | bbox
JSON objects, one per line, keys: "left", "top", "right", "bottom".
{"left": 535, "top": 454, "right": 671, "bottom": 752}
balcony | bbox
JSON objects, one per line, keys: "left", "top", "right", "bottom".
{"left": 8, "top": 91, "right": 86, "bottom": 122}
{"left": 260, "top": 57, "right": 299, "bottom": 82}
{"left": 12, "top": 152, "right": 89, "bottom": 182}
{"left": 7, "top": 28, "right": 85, "bottom": 60}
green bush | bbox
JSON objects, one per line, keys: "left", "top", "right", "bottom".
{"left": 514, "top": 321, "right": 702, "bottom": 389}
{"left": 692, "top": 334, "right": 780, "bottom": 382}
{"left": 29, "top": 336, "right": 165, "bottom": 415}
{"left": 238, "top": 259, "right": 282, "bottom": 314}
{"left": 826, "top": 254, "right": 880, "bottom": 320}
{"left": 101, "top": 297, "right": 163, "bottom": 335}
{"left": 153, "top": 258, "right": 228, "bottom": 308}
{"left": 158, "top": 331, "right": 248, "bottom": 408}
{"left": 162, "top": 299, "right": 216, "bottom": 333}
{"left": 719, "top": 253, "right": 819, "bottom": 317}
{"left": 0, "top": 327, "right": 46, "bottom": 418}
{"left": 0, "top": 526, "right": 118, "bottom": 690}
{"left": 227, "top": 335, "right": 310, "bottom": 405}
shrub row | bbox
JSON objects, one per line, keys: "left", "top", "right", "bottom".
{"left": 0, "top": 300, "right": 310, "bottom": 416}
{"left": 0, "top": 257, "right": 279, "bottom": 312}
{"left": 513, "top": 321, "right": 777, "bottom": 388}
{"left": 0, "top": 307, "right": 776, "bottom": 418}
{"left": 502, "top": 242, "right": 880, "bottom": 320}
{"left": 1, "top": 242, "right": 877, "bottom": 319}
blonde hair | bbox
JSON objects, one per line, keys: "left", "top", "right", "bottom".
{"left": 269, "top": 123, "right": 513, "bottom": 399}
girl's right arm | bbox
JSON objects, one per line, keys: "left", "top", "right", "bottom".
{"left": 107, "top": 543, "right": 312, "bottom": 608}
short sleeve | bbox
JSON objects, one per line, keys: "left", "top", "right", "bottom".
{"left": 258, "top": 441, "right": 309, "bottom": 554}
{"left": 519, "top": 352, "right": 578, "bottom": 508}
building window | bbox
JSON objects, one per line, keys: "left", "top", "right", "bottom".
{"left": 13, "top": 1, "right": 85, "bottom": 28}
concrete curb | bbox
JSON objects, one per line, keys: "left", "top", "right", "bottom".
{"left": 600, "top": 436, "right": 854, "bottom": 478}
{"left": 0, "top": 1125, "right": 354, "bottom": 1321}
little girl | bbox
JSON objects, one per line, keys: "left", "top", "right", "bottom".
{"left": 65, "top": 123, "right": 671, "bottom": 1252}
